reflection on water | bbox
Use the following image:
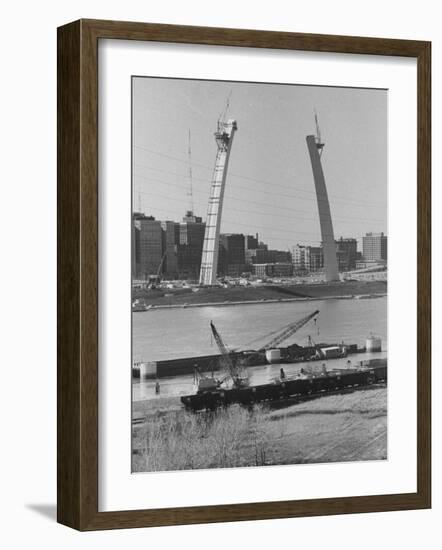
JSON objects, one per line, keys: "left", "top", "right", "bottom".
{"left": 132, "top": 297, "right": 387, "bottom": 402}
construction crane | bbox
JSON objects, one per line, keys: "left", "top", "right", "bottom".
{"left": 314, "top": 109, "right": 325, "bottom": 156}
{"left": 217, "top": 90, "right": 232, "bottom": 129}
{"left": 210, "top": 321, "right": 249, "bottom": 388}
{"left": 147, "top": 250, "right": 167, "bottom": 288}
{"left": 307, "top": 334, "right": 321, "bottom": 360}
{"left": 258, "top": 310, "right": 319, "bottom": 350}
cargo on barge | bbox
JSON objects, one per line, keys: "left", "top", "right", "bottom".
{"left": 181, "top": 358, "right": 387, "bottom": 412}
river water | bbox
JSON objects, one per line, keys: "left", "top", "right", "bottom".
{"left": 132, "top": 296, "right": 387, "bottom": 402}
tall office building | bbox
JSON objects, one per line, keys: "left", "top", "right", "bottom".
{"left": 292, "top": 244, "right": 324, "bottom": 273}
{"left": 363, "top": 232, "right": 388, "bottom": 262}
{"left": 132, "top": 211, "right": 206, "bottom": 281}
{"left": 134, "top": 215, "right": 163, "bottom": 279}
{"left": 132, "top": 212, "right": 142, "bottom": 278}
{"left": 245, "top": 234, "right": 259, "bottom": 250}
{"left": 292, "top": 244, "right": 309, "bottom": 273}
{"left": 218, "top": 233, "right": 246, "bottom": 277}
{"left": 161, "top": 221, "right": 179, "bottom": 279}
{"left": 177, "top": 211, "right": 206, "bottom": 280}
{"left": 244, "top": 234, "right": 266, "bottom": 267}
{"left": 335, "top": 237, "right": 358, "bottom": 271}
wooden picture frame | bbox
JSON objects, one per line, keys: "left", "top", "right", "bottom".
{"left": 57, "top": 18, "right": 431, "bottom": 530}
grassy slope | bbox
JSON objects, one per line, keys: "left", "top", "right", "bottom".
{"left": 263, "top": 388, "right": 387, "bottom": 465}
{"left": 132, "top": 386, "right": 387, "bottom": 472}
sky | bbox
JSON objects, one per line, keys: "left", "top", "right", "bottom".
{"left": 132, "top": 77, "right": 387, "bottom": 251}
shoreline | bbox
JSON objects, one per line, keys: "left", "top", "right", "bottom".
{"left": 135, "top": 292, "right": 387, "bottom": 311}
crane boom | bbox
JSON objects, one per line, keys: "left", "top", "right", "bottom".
{"left": 187, "top": 129, "right": 194, "bottom": 213}
{"left": 210, "top": 321, "right": 235, "bottom": 374}
{"left": 261, "top": 310, "right": 319, "bottom": 350}
{"left": 210, "top": 321, "right": 248, "bottom": 387}
{"left": 218, "top": 91, "right": 232, "bottom": 128}
{"left": 156, "top": 250, "right": 167, "bottom": 282}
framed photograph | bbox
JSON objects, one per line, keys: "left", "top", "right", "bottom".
{"left": 57, "top": 19, "right": 431, "bottom": 530}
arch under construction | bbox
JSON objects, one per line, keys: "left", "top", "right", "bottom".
{"left": 306, "top": 116, "right": 339, "bottom": 282}
{"left": 199, "top": 118, "right": 238, "bottom": 285}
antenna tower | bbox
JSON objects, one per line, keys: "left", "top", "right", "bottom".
{"left": 187, "top": 130, "right": 195, "bottom": 213}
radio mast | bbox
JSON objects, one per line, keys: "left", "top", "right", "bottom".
{"left": 187, "top": 129, "right": 195, "bottom": 214}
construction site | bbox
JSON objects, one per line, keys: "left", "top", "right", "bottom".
{"left": 132, "top": 105, "right": 387, "bottom": 310}
{"left": 131, "top": 89, "right": 388, "bottom": 472}
{"left": 132, "top": 301, "right": 387, "bottom": 470}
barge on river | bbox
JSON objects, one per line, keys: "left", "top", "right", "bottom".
{"left": 133, "top": 309, "right": 378, "bottom": 380}
{"left": 133, "top": 341, "right": 364, "bottom": 379}
{"left": 181, "top": 358, "right": 387, "bottom": 412}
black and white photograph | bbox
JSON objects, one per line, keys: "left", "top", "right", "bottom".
{"left": 0, "top": 0, "right": 436, "bottom": 541}
{"left": 131, "top": 76, "right": 388, "bottom": 473}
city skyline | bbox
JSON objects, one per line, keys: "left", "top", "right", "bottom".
{"left": 132, "top": 208, "right": 386, "bottom": 281}
{"left": 133, "top": 77, "right": 387, "bottom": 252}
{"left": 133, "top": 207, "right": 383, "bottom": 253}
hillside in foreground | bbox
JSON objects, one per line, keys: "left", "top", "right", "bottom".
{"left": 132, "top": 386, "right": 387, "bottom": 472}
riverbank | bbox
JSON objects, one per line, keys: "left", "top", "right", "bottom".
{"left": 132, "top": 386, "right": 387, "bottom": 471}
{"left": 133, "top": 280, "right": 387, "bottom": 309}
{"left": 141, "top": 292, "right": 386, "bottom": 310}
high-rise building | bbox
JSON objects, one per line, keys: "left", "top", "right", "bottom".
{"left": 134, "top": 215, "right": 163, "bottom": 279}
{"left": 335, "top": 237, "right": 358, "bottom": 271}
{"left": 245, "top": 234, "right": 259, "bottom": 250}
{"left": 308, "top": 246, "right": 324, "bottom": 272}
{"left": 132, "top": 212, "right": 142, "bottom": 278}
{"left": 132, "top": 211, "right": 207, "bottom": 281}
{"left": 363, "top": 232, "right": 387, "bottom": 262}
{"left": 244, "top": 234, "right": 266, "bottom": 267}
{"left": 161, "top": 221, "right": 179, "bottom": 279}
{"left": 218, "top": 233, "right": 246, "bottom": 277}
{"left": 292, "top": 244, "right": 308, "bottom": 273}
{"left": 292, "top": 244, "right": 324, "bottom": 273}
{"left": 177, "top": 211, "right": 206, "bottom": 280}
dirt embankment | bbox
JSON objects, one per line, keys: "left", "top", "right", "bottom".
{"left": 133, "top": 280, "right": 387, "bottom": 308}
